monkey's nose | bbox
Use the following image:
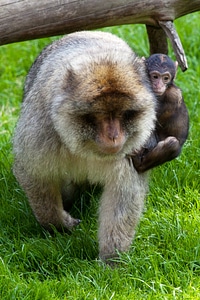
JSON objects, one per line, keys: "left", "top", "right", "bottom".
{"left": 107, "top": 127, "right": 119, "bottom": 142}
{"left": 113, "top": 137, "right": 117, "bottom": 144}
{"left": 109, "top": 133, "right": 119, "bottom": 143}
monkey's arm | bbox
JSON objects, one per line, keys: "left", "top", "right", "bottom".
{"left": 132, "top": 136, "right": 181, "bottom": 172}
{"left": 98, "top": 159, "right": 147, "bottom": 262}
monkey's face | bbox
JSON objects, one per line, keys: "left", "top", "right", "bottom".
{"left": 149, "top": 71, "right": 172, "bottom": 96}
{"left": 52, "top": 62, "right": 156, "bottom": 159}
{"left": 75, "top": 93, "right": 143, "bottom": 156}
{"left": 146, "top": 54, "right": 177, "bottom": 96}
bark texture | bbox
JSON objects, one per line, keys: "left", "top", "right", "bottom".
{"left": 0, "top": 0, "right": 199, "bottom": 45}
{"left": 0, "top": 0, "right": 199, "bottom": 70}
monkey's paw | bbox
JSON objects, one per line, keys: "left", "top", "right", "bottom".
{"left": 162, "top": 136, "right": 180, "bottom": 158}
{"left": 61, "top": 210, "right": 81, "bottom": 229}
{"left": 131, "top": 154, "right": 142, "bottom": 170}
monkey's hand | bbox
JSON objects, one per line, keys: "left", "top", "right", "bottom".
{"left": 131, "top": 136, "right": 181, "bottom": 173}
{"left": 128, "top": 146, "right": 151, "bottom": 171}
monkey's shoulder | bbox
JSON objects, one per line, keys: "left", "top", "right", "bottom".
{"left": 157, "top": 85, "right": 184, "bottom": 115}
{"left": 164, "top": 85, "right": 183, "bottom": 106}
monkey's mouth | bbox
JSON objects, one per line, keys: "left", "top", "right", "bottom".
{"left": 155, "top": 92, "right": 163, "bottom": 96}
{"left": 95, "top": 132, "right": 126, "bottom": 156}
{"left": 87, "top": 141, "right": 123, "bottom": 156}
{"left": 98, "top": 144, "right": 123, "bottom": 155}
{"left": 154, "top": 88, "right": 166, "bottom": 96}
{"left": 82, "top": 138, "right": 126, "bottom": 158}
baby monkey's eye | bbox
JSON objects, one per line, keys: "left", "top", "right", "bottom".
{"left": 149, "top": 72, "right": 160, "bottom": 81}
{"left": 163, "top": 74, "right": 171, "bottom": 83}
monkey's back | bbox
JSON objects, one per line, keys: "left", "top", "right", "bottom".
{"left": 156, "top": 85, "right": 189, "bottom": 145}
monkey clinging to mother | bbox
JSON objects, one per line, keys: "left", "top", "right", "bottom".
{"left": 132, "top": 53, "right": 189, "bottom": 173}
{"left": 12, "top": 30, "right": 187, "bottom": 263}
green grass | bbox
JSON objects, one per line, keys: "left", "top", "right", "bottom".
{"left": 0, "top": 12, "right": 200, "bottom": 299}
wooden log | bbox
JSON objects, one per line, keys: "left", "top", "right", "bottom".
{"left": 146, "top": 26, "right": 168, "bottom": 55}
{"left": 0, "top": 0, "right": 200, "bottom": 46}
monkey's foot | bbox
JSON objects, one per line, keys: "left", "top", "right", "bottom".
{"left": 39, "top": 210, "right": 81, "bottom": 232}
{"left": 129, "top": 150, "right": 146, "bottom": 172}
{"left": 61, "top": 210, "right": 81, "bottom": 228}
{"left": 159, "top": 136, "right": 181, "bottom": 158}
{"left": 131, "top": 155, "right": 142, "bottom": 171}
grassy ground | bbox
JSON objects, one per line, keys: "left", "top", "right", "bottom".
{"left": 0, "top": 12, "right": 200, "bottom": 300}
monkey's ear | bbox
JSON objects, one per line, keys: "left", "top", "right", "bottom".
{"left": 174, "top": 61, "right": 179, "bottom": 79}
{"left": 141, "top": 56, "right": 146, "bottom": 62}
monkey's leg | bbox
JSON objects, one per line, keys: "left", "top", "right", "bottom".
{"left": 134, "top": 136, "right": 181, "bottom": 172}
{"left": 61, "top": 181, "right": 78, "bottom": 211}
{"left": 98, "top": 160, "right": 147, "bottom": 262}
{"left": 14, "top": 168, "right": 80, "bottom": 230}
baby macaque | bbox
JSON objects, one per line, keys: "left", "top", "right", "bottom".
{"left": 13, "top": 31, "right": 156, "bottom": 262}
{"left": 132, "top": 54, "right": 189, "bottom": 172}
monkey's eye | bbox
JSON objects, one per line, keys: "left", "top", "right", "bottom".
{"left": 163, "top": 74, "right": 171, "bottom": 83}
{"left": 81, "top": 114, "right": 96, "bottom": 127}
{"left": 163, "top": 76, "right": 169, "bottom": 82}
{"left": 123, "top": 110, "right": 138, "bottom": 122}
{"left": 150, "top": 73, "right": 159, "bottom": 80}
{"left": 153, "top": 75, "right": 158, "bottom": 79}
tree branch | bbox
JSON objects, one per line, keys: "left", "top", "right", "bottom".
{"left": 0, "top": 0, "right": 199, "bottom": 46}
{"left": 158, "top": 21, "right": 188, "bottom": 71}
{"left": 146, "top": 26, "right": 168, "bottom": 55}
{"left": 0, "top": 0, "right": 199, "bottom": 70}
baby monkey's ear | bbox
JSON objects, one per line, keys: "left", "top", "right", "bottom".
{"left": 174, "top": 61, "right": 178, "bottom": 79}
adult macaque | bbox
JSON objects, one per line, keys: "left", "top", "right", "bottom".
{"left": 13, "top": 31, "right": 156, "bottom": 262}
{"left": 132, "top": 54, "right": 189, "bottom": 173}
